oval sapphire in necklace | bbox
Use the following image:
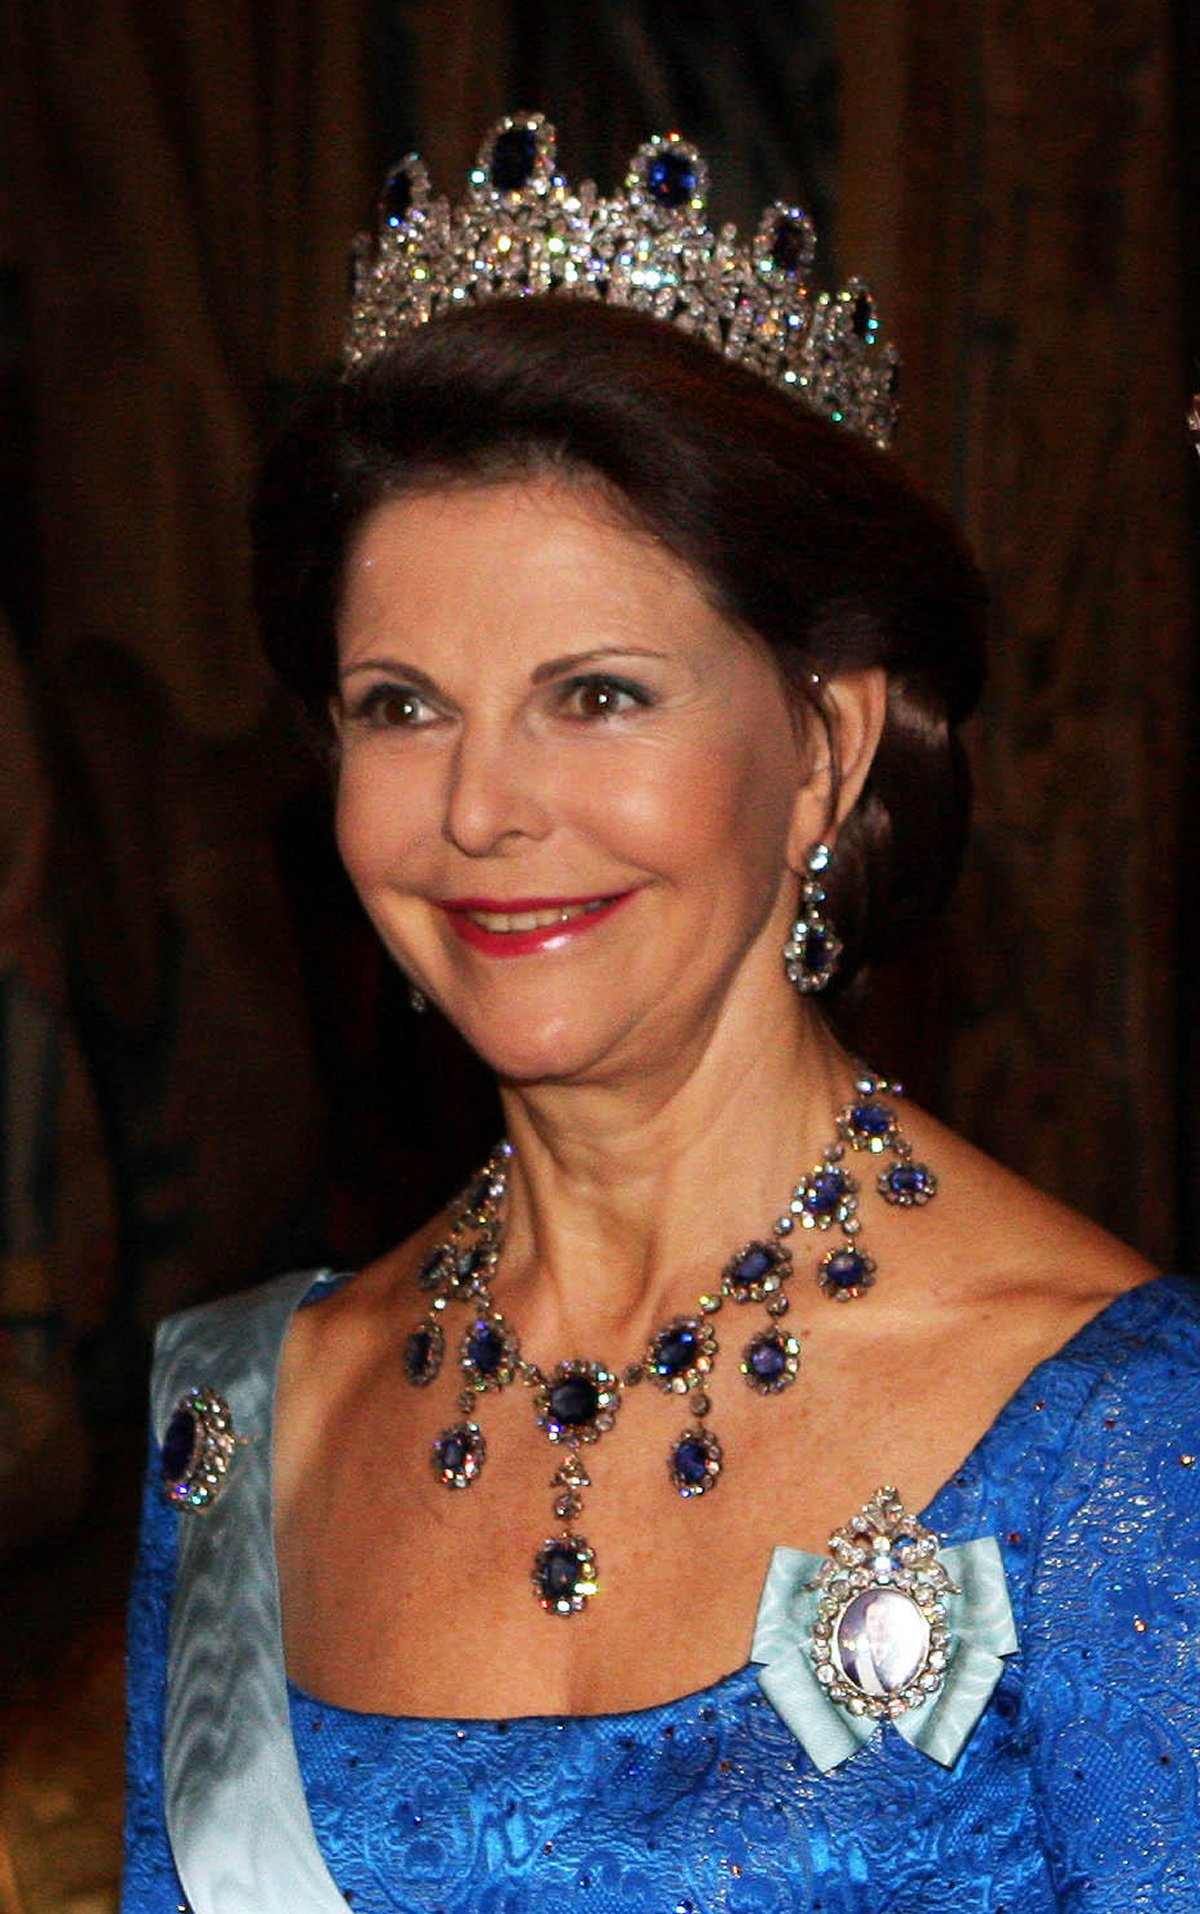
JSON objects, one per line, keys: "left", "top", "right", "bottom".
{"left": 647, "top": 1316, "right": 717, "bottom": 1391}
{"left": 535, "top": 1361, "right": 620, "bottom": 1444}
{"left": 432, "top": 1421, "right": 487, "bottom": 1489}
{"left": 404, "top": 1321, "right": 443, "bottom": 1385}
{"left": 534, "top": 1536, "right": 599, "bottom": 1615}
{"left": 400, "top": 1073, "right": 937, "bottom": 1613}
{"left": 461, "top": 1311, "right": 519, "bottom": 1389}
{"left": 669, "top": 1427, "right": 723, "bottom": 1497}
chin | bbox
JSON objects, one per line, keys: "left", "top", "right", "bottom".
{"left": 454, "top": 1003, "right": 623, "bottom": 1088}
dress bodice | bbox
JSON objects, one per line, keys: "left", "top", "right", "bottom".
{"left": 123, "top": 1273, "right": 1200, "bottom": 1913}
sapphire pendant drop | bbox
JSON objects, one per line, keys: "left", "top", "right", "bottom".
{"left": 533, "top": 1536, "right": 599, "bottom": 1614}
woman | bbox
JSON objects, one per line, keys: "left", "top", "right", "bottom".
{"left": 123, "top": 120, "right": 1200, "bottom": 1912}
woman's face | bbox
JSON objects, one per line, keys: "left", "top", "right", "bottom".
{"left": 334, "top": 477, "right": 824, "bottom": 1087}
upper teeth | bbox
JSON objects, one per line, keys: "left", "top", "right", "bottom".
{"left": 470, "top": 902, "right": 604, "bottom": 932}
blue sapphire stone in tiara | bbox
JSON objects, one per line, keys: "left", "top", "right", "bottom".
{"left": 404, "top": 1321, "right": 443, "bottom": 1385}
{"left": 770, "top": 214, "right": 811, "bottom": 274}
{"left": 879, "top": 1162, "right": 937, "bottom": 1207}
{"left": 381, "top": 164, "right": 414, "bottom": 226}
{"left": 491, "top": 124, "right": 539, "bottom": 192}
{"left": 646, "top": 149, "right": 698, "bottom": 209}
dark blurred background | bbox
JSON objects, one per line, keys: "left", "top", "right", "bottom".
{"left": 0, "top": 3, "right": 1197, "bottom": 1906}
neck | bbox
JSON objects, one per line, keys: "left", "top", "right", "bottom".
{"left": 490, "top": 1006, "right": 850, "bottom": 1357}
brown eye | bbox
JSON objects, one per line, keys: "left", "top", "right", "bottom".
{"left": 565, "top": 676, "right": 646, "bottom": 719}
{"left": 359, "top": 685, "right": 430, "bottom": 728}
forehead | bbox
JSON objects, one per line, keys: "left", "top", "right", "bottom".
{"left": 337, "top": 476, "right": 725, "bottom": 652}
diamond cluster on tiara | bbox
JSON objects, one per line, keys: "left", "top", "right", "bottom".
{"left": 344, "top": 110, "right": 899, "bottom": 448}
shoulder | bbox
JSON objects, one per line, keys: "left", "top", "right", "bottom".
{"left": 1018, "top": 1280, "right": 1200, "bottom": 1889}
{"left": 1040, "top": 1274, "right": 1200, "bottom": 1419}
{"left": 149, "top": 1267, "right": 341, "bottom": 1439}
{"left": 1032, "top": 1275, "right": 1200, "bottom": 1503}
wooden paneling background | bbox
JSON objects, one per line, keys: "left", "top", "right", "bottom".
{"left": 0, "top": 3, "right": 1194, "bottom": 1447}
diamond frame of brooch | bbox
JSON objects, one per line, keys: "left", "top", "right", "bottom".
{"left": 534, "top": 1359, "right": 622, "bottom": 1444}
{"left": 161, "top": 1386, "right": 240, "bottom": 1510}
{"left": 809, "top": 1486, "right": 957, "bottom": 1722}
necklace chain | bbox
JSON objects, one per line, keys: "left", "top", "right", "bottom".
{"left": 402, "top": 1071, "right": 936, "bottom": 1614}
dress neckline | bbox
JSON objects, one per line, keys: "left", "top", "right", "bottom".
{"left": 281, "top": 1271, "right": 1186, "bottom": 1726}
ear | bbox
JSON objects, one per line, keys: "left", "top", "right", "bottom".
{"left": 785, "top": 667, "right": 888, "bottom": 873}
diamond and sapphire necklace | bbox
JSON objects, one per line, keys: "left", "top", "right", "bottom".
{"left": 402, "top": 1072, "right": 935, "bottom": 1615}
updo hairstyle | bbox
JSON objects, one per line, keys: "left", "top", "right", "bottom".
{"left": 253, "top": 299, "right": 987, "bottom": 992}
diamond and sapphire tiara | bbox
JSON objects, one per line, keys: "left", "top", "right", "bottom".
{"left": 344, "top": 110, "right": 899, "bottom": 448}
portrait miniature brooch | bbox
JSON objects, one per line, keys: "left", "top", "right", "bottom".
{"left": 751, "top": 1485, "right": 1018, "bottom": 1770}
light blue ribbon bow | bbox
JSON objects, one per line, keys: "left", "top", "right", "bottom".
{"left": 750, "top": 1536, "right": 1018, "bottom": 1772}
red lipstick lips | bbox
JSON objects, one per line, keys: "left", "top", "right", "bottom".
{"left": 439, "top": 893, "right": 633, "bottom": 957}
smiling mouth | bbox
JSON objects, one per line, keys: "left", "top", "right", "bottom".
{"left": 461, "top": 899, "right": 615, "bottom": 933}
{"left": 438, "top": 893, "right": 632, "bottom": 953}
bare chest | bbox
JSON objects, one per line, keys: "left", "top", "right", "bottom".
{"left": 274, "top": 1308, "right": 1029, "bottom": 1718}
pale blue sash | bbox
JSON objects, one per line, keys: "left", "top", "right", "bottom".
{"left": 151, "top": 1269, "right": 350, "bottom": 1914}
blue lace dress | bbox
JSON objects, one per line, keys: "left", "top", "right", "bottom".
{"left": 123, "top": 1274, "right": 1200, "bottom": 1913}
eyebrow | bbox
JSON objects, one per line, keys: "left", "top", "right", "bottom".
{"left": 530, "top": 647, "right": 672, "bottom": 684}
{"left": 339, "top": 647, "right": 673, "bottom": 691}
{"left": 338, "top": 658, "right": 440, "bottom": 692}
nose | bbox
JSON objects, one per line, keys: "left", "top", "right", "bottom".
{"left": 442, "top": 720, "right": 553, "bottom": 858}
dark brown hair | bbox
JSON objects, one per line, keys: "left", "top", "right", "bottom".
{"left": 253, "top": 298, "right": 986, "bottom": 989}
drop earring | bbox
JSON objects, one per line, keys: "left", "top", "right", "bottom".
{"left": 407, "top": 978, "right": 428, "bottom": 1014}
{"left": 783, "top": 843, "right": 842, "bottom": 994}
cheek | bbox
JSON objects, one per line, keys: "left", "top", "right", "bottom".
{"left": 333, "top": 757, "right": 422, "bottom": 898}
